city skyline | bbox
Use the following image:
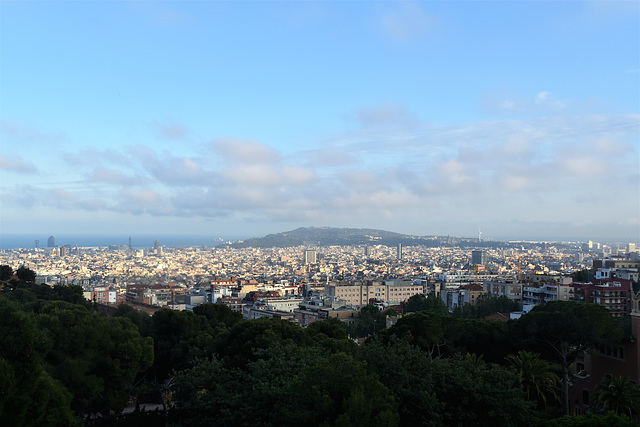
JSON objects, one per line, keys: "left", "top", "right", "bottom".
{"left": 1, "top": 1, "right": 638, "bottom": 243}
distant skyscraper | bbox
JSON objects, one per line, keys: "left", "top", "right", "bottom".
{"left": 35, "top": 240, "right": 39, "bottom": 249}
{"left": 129, "top": 236, "right": 132, "bottom": 251}
{"left": 397, "top": 243, "right": 403, "bottom": 260}
{"left": 628, "top": 243, "right": 636, "bottom": 254}
{"left": 478, "top": 228, "right": 482, "bottom": 242}
{"left": 154, "top": 240, "right": 161, "bottom": 250}
{"left": 304, "top": 249, "right": 317, "bottom": 265}
{"left": 471, "top": 250, "right": 486, "bottom": 266}
{"left": 364, "top": 246, "right": 371, "bottom": 257}
{"left": 47, "top": 235, "right": 56, "bottom": 248}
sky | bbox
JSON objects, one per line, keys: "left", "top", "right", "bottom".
{"left": 1, "top": 0, "right": 639, "bottom": 246}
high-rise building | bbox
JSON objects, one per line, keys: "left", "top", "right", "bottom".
{"left": 304, "top": 249, "right": 317, "bottom": 265}
{"left": 35, "top": 240, "right": 39, "bottom": 249}
{"left": 471, "top": 250, "right": 486, "bottom": 266}
{"left": 47, "top": 235, "right": 56, "bottom": 247}
{"left": 364, "top": 246, "right": 371, "bottom": 257}
{"left": 629, "top": 243, "right": 637, "bottom": 254}
{"left": 397, "top": 243, "right": 403, "bottom": 260}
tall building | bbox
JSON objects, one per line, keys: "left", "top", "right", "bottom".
{"left": 364, "top": 246, "right": 372, "bottom": 257}
{"left": 471, "top": 250, "right": 486, "bottom": 266}
{"left": 397, "top": 243, "right": 403, "bottom": 260}
{"left": 47, "top": 235, "right": 56, "bottom": 248}
{"left": 628, "top": 243, "right": 637, "bottom": 254}
{"left": 304, "top": 249, "right": 317, "bottom": 265}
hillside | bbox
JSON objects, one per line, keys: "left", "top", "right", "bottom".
{"left": 220, "top": 227, "right": 508, "bottom": 249}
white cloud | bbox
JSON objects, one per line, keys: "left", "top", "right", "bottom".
{"left": 154, "top": 121, "right": 188, "bottom": 140}
{"left": 87, "top": 167, "right": 138, "bottom": 185}
{"left": 381, "top": 1, "right": 433, "bottom": 42}
{"left": 349, "top": 102, "right": 417, "bottom": 128}
{"left": 2, "top": 110, "right": 637, "bottom": 241}
{"left": 212, "top": 138, "right": 280, "bottom": 165}
{"left": 0, "top": 155, "right": 38, "bottom": 173}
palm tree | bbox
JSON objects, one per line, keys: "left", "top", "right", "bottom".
{"left": 505, "top": 350, "right": 561, "bottom": 409}
{"left": 591, "top": 376, "right": 640, "bottom": 420}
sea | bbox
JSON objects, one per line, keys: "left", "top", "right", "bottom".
{"left": 0, "top": 233, "right": 247, "bottom": 250}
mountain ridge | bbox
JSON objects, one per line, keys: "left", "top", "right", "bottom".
{"left": 220, "top": 226, "right": 510, "bottom": 249}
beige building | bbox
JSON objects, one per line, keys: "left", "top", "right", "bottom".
{"left": 482, "top": 279, "right": 522, "bottom": 301}
{"left": 325, "top": 279, "right": 424, "bottom": 306}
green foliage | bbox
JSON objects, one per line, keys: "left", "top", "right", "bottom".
{"left": 0, "top": 299, "right": 78, "bottom": 427}
{"left": 151, "top": 308, "right": 216, "bottom": 379}
{"left": 517, "top": 301, "right": 624, "bottom": 415}
{"left": 454, "top": 318, "right": 518, "bottom": 363}
{"left": 453, "top": 294, "right": 520, "bottom": 318}
{"left": 591, "top": 376, "right": 640, "bottom": 420}
{"left": 546, "top": 412, "right": 636, "bottom": 427}
{"left": 572, "top": 269, "right": 589, "bottom": 282}
{"left": 113, "top": 303, "right": 153, "bottom": 337}
{"left": 192, "top": 302, "right": 242, "bottom": 329}
{"left": 429, "top": 356, "right": 536, "bottom": 426}
{"left": 0, "top": 265, "right": 13, "bottom": 281}
{"left": 361, "top": 335, "right": 536, "bottom": 427}
{"left": 37, "top": 301, "right": 154, "bottom": 416}
{"left": 505, "top": 350, "right": 560, "bottom": 410}
{"left": 216, "top": 317, "right": 312, "bottom": 367}
{"left": 404, "top": 293, "right": 449, "bottom": 315}
{"left": 383, "top": 311, "right": 462, "bottom": 360}
{"left": 173, "top": 346, "right": 398, "bottom": 426}
{"left": 16, "top": 266, "right": 36, "bottom": 283}
{"left": 350, "top": 304, "right": 386, "bottom": 338}
{"left": 307, "top": 317, "right": 357, "bottom": 354}
{"left": 360, "top": 335, "right": 441, "bottom": 426}
{"left": 292, "top": 353, "right": 399, "bottom": 427}
{"left": 6, "top": 282, "right": 90, "bottom": 307}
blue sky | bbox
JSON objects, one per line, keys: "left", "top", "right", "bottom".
{"left": 1, "top": 0, "right": 639, "bottom": 244}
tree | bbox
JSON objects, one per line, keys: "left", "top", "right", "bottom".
{"left": 193, "top": 303, "right": 242, "bottom": 329}
{"left": 453, "top": 294, "right": 520, "bottom": 319}
{"left": 15, "top": 266, "right": 36, "bottom": 283}
{"left": 0, "top": 299, "right": 77, "bottom": 427}
{"left": 573, "top": 269, "right": 589, "bottom": 282}
{"left": 151, "top": 308, "right": 216, "bottom": 378}
{"left": 384, "top": 311, "right": 461, "bottom": 361}
{"left": 291, "top": 353, "right": 399, "bottom": 426}
{"left": 591, "top": 376, "right": 640, "bottom": 420}
{"left": 0, "top": 265, "right": 13, "bottom": 281}
{"left": 547, "top": 412, "right": 635, "bottom": 426}
{"left": 517, "top": 301, "right": 623, "bottom": 415}
{"left": 113, "top": 303, "right": 152, "bottom": 337}
{"left": 353, "top": 304, "right": 386, "bottom": 338}
{"left": 36, "top": 301, "right": 153, "bottom": 416}
{"left": 428, "top": 356, "right": 536, "bottom": 426}
{"left": 216, "top": 317, "right": 312, "bottom": 367}
{"left": 505, "top": 350, "right": 560, "bottom": 410}
{"left": 360, "top": 334, "right": 441, "bottom": 426}
{"left": 404, "top": 293, "right": 449, "bottom": 315}
{"left": 306, "top": 317, "right": 357, "bottom": 354}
